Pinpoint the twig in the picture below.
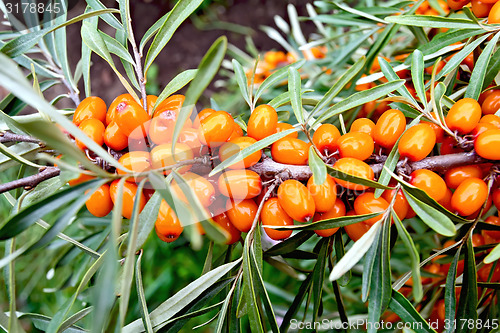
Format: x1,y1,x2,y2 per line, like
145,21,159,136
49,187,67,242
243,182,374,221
126,14,148,112
0,132,42,144
0,167,60,194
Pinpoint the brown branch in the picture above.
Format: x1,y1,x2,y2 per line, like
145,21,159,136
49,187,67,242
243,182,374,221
0,132,42,144
0,167,60,194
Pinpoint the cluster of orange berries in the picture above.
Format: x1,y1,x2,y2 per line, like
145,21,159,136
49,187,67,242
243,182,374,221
447,0,500,22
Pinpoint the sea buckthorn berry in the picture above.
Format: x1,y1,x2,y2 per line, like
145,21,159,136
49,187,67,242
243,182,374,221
276,122,298,139
439,136,464,155
480,114,500,128
313,200,345,237
114,99,151,139
68,173,94,187
226,199,258,233
148,116,174,144
345,221,371,241
247,104,278,141
373,109,406,149
471,0,494,17
193,108,216,129
312,124,341,154
218,170,262,199
461,52,474,70
332,157,374,191
445,98,481,134
117,151,151,180
155,200,183,243
447,0,470,10
481,90,500,115
261,198,293,240
277,179,316,223
451,177,488,216
354,192,389,226
439,187,454,211
410,169,447,202
493,188,500,210
213,212,241,245
471,234,485,247
198,111,235,147
426,116,445,143
178,128,204,155
398,123,436,162
474,129,500,160
107,94,136,125
306,175,337,213
109,180,146,219
153,94,185,117
85,184,113,217
73,96,106,126
76,118,105,150
227,122,244,141
489,1,500,23
336,132,374,160
171,172,215,207
271,138,310,165
350,118,375,137
444,165,483,189
219,137,261,169
483,215,500,240
478,263,500,283
382,187,409,221
150,143,194,174
104,121,128,151
471,123,497,137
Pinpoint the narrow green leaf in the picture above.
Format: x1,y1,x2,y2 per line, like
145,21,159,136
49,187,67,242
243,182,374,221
85,0,124,30
483,48,500,89
362,228,381,302
280,273,313,332
327,164,393,190
242,239,264,333
312,238,328,322
139,10,171,52
374,142,400,198
268,212,382,231
135,252,154,333
379,57,419,107
308,146,327,185
484,243,500,264
444,246,461,333
265,230,315,256
411,50,427,105
135,191,161,251
385,15,482,29
232,59,251,107
288,67,304,124
414,29,484,61
389,290,437,333
254,60,305,105
99,31,135,64
456,235,478,332
152,69,197,113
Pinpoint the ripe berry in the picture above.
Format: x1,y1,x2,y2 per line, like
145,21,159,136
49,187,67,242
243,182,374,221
398,123,436,161
354,192,389,225
336,132,374,160
451,177,488,216
410,169,447,202
148,116,174,144
471,0,494,17
312,124,341,154
488,0,500,23
277,179,316,222
332,157,374,191
438,187,454,211
219,137,261,169
171,172,215,207
271,138,310,165
107,94,136,125
445,98,481,134
155,200,183,242
247,104,278,141
193,108,216,129
344,220,371,241
213,212,241,245
150,143,194,174
76,118,105,150
227,122,244,141
474,129,500,160
471,123,497,137
73,96,107,126
68,173,95,187
226,198,258,232
373,109,406,148
382,187,409,221
104,121,128,151
479,114,500,129
178,128,205,156
114,99,151,139
109,180,146,219
350,118,375,137
313,200,345,237
261,197,293,240
117,151,151,179
481,90,500,115
276,122,298,139
218,170,262,199
444,165,483,189
493,188,500,210
483,215,500,240
439,136,464,155
85,184,113,217
153,94,185,118
198,111,235,147
306,175,337,213
447,0,470,10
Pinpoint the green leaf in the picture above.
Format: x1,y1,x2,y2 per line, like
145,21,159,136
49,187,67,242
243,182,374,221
314,80,405,125
135,191,161,251
99,31,135,65
152,69,197,113
254,60,305,105
327,164,393,190
269,212,382,231
465,31,500,100
385,15,482,29
483,48,500,89
414,29,484,61
232,59,251,107
456,235,478,332
444,246,461,333
0,141,41,169
242,239,264,333
264,230,315,256
411,50,426,105
334,231,351,286
379,57,419,107
484,243,500,264
18,313,85,333
85,0,124,30
389,290,437,333
403,189,456,236
280,273,313,332
312,238,328,322
144,0,204,74
53,4,77,92
308,146,327,185
374,143,400,198
362,227,380,302
135,252,154,333
139,10,171,52
329,221,382,281
288,67,304,124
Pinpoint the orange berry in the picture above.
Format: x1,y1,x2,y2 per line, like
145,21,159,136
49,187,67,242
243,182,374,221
483,215,500,240
439,136,464,155
451,177,488,216
382,187,409,221
193,108,216,129
277,179,315,222
153,94,185,118
261,197,293,240
336,132,374,160
354,192,389,226
213,212,241,245
104,121,128,151
218,170,262,199
107,94,136,125
76,118,105,150
85,184,113,217
171,172,215,207
226,199,258,233
373,109,406,149
306,175,337,213
247,104,278,140
445,98,481,134
276,123,298,139
332,157,374,191
471,122,497,137
471,0,494,17
150,143,194,174
479,114,500,128
219,137,261,169
481,90,500,115
68,173,95,187
493,188,500,210
398,123,436,161
114,99,151,139
345,221,371,241
447,0,470,10
148,116,175,144
488,0,500,23
155,200,183,242
444,165,483,189
117,151,151,179
410,169,447,202
198,111,235,147
271,138,310,165
438,187,454,211
73,96,107,126
178,128,205,156
475,129,500,160
471,234,485,247
312,124,341,154
109,180,146,219
350,118,375,137
227,122,244,141
313,200,345,237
